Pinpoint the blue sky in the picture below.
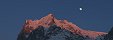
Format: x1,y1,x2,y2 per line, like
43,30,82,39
0,0,113,40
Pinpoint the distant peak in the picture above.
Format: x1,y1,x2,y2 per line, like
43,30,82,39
45,13,54,19
23,14,107,39
40,13,55,21
48,13,54,17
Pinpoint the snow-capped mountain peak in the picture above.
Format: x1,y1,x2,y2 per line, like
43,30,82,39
18,14,108,40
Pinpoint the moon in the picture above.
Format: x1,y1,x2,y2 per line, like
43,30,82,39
79,8,83,11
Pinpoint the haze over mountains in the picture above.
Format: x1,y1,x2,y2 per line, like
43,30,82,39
17,14,113,40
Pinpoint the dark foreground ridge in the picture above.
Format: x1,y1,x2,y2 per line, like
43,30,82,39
17,14,113,40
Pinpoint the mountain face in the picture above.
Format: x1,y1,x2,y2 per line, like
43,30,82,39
104,27,113,40
26,25,85,40
17,14,110,40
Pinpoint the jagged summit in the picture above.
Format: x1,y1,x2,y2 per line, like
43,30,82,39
22,14,107,39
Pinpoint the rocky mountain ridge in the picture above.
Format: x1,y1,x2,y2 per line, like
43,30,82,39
17,14,112,40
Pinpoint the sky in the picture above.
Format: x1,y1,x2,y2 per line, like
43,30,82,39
0,0,113,40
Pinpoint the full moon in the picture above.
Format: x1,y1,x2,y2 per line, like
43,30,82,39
79,8,82,11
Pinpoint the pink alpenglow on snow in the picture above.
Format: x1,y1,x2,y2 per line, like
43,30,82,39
22,14,107,39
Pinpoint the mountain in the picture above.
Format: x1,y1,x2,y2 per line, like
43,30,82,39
17,14,108,40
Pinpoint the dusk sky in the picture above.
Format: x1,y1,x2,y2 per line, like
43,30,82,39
0,0,113,40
